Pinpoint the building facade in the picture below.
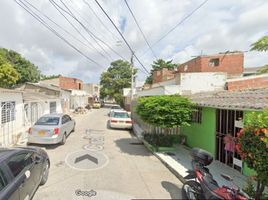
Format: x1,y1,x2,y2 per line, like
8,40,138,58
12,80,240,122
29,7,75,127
0,89,24,146
177,52,244,78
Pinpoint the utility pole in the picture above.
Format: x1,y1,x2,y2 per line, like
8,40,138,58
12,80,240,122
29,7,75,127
130,51,134,100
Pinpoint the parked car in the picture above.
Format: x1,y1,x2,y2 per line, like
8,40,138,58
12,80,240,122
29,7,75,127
28,114,75,145
108,104,123,116
0,146,50,200
92,101,101,109
109,110,132,129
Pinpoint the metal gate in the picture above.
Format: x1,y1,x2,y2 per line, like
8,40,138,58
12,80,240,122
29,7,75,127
0,102,15,146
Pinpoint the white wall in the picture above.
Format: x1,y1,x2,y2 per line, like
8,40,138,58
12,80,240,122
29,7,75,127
137,85,181,97
180,72,226,94
0,91,24,146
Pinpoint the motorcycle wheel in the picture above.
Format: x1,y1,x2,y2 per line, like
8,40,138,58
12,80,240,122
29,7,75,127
182,180,203,200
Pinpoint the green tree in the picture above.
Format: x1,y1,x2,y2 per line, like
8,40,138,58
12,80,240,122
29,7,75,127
135,95,195,129
40,74,60,80
100,60,134,105
236,110,268,200
0,48,41,84
0,62,20,88
145,59,177,84
250,35,268,51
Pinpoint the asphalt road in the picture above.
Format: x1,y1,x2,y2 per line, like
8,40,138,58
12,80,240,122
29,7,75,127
33,107,183,200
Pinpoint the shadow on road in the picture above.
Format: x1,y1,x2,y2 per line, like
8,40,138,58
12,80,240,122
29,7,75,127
114,138,151,156
161,181,182,199
28,143,60,150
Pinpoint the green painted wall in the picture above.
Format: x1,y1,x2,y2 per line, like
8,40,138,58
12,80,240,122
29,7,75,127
182,107,216,156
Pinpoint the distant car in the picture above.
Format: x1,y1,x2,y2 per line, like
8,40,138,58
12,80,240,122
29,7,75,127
108,104,123,116
28,114,75,145
109,110,132,129
92,102,101,109
0,146,49,200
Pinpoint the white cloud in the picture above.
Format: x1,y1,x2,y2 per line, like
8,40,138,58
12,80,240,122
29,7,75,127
0,0,267,83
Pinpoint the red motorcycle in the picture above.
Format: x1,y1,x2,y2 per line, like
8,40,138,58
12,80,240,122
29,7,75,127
182,148,251,200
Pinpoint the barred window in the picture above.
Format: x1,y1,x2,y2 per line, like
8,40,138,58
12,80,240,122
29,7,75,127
1,101,16,124
192,107,202,124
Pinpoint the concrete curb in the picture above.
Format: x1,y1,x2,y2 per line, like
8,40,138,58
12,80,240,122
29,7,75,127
153,152,186,184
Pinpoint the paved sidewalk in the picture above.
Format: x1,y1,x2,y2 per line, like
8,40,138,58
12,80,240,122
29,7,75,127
133,123,248,190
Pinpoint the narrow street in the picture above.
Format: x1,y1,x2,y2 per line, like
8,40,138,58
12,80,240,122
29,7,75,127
33,107,183,200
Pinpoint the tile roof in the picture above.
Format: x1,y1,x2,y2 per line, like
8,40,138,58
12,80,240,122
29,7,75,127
186,88,268,110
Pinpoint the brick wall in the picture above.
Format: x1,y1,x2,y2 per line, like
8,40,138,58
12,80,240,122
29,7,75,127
227,75,268,91
152,68,175,83
59,76,83,90
177,52,244,77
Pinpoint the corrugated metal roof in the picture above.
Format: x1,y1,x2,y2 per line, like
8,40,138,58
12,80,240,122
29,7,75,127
186,88,268,110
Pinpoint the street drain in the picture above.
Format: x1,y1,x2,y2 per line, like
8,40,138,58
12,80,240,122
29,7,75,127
129,142,144,145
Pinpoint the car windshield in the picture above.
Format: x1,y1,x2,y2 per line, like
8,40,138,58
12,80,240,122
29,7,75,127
35,117,60,125
112,112,129,118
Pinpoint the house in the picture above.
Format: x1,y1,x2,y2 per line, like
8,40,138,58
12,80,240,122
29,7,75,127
137,71,227,97
0,88,24,146
181,88,268,176
40,76,90,109
177,51,244,78
16,83,63,126
70,90,90,110
40,75,83,90
83,83,100,106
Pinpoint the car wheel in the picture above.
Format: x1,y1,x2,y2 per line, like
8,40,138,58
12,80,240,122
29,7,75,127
40,159,49,185
61,133,66,145
72,124,75,132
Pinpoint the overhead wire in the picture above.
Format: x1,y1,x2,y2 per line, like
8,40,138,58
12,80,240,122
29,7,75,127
123,0,157,59
82,0,122,42
94,0,176,94
22,0,100,55
53,0,127,61
14,0,102,67
49,0,112,62
139,0,209,57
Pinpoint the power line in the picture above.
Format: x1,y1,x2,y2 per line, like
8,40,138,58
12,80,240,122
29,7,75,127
49,0,112,61
14,0,102,67
82,0,121,42
22,0,99,54
66,0,114,43
53,0,127,61
140,0,209,57
124,0,157,59
94,0,150,75
94,0,176,95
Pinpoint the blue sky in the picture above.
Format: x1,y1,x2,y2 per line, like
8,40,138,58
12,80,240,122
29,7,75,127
0,0,267,85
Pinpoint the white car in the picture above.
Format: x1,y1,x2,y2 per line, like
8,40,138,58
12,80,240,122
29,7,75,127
109,110,132,129
108,104,123,116
28,114,75,145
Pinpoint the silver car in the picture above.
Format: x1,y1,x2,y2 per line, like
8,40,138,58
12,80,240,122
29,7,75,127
28,114,75,145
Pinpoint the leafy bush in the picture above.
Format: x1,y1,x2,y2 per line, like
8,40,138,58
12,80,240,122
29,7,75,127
236,110,268,200
143,133,180,147
136,95,195,128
